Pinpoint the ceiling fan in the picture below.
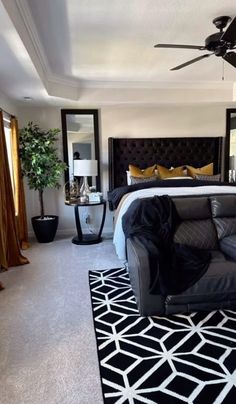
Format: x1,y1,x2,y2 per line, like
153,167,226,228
154,16,236,70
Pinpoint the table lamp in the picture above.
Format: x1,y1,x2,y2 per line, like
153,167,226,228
73,159,98,197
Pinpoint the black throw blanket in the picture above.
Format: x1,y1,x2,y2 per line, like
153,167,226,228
122,195,211,295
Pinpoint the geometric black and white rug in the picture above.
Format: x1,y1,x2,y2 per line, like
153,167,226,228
89,267,236,404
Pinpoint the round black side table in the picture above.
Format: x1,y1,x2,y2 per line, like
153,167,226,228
65,199,106,245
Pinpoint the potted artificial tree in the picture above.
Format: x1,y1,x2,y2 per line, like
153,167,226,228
20,122,67,243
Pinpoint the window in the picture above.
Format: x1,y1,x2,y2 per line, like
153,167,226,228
3,112,14,191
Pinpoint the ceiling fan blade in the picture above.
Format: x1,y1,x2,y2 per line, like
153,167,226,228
170,54,212,71
221,17,236,42
223,51,236,68
154,43,205,50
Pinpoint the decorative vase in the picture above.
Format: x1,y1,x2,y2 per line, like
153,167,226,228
64,175,79,202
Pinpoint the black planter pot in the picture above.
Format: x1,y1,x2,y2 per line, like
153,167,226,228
31,215,59,243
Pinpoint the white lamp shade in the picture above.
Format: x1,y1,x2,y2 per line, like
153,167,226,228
73,159,98,176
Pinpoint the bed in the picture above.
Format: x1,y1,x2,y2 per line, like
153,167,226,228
108,136,236,260
108,136,222,190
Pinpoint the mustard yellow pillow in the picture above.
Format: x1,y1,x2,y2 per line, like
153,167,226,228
187,163,213,178
129,164,156,178
157,165,185,179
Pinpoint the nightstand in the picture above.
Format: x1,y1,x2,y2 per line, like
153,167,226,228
65,199,106,245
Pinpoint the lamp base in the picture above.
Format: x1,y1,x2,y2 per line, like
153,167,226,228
80,176,90,196
72,234,102,245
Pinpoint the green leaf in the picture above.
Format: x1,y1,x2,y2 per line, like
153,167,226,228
19,122,67,216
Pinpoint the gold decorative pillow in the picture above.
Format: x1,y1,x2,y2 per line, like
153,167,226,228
157,165,185,179
187,163,213,178
128,164,156,178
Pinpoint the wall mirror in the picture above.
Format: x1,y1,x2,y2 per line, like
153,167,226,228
225,108,236,182
61,109,101,191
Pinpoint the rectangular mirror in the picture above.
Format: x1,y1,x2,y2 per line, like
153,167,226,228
61,109,101,192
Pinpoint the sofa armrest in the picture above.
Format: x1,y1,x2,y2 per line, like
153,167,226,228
220,235,236,261
127,237,165,316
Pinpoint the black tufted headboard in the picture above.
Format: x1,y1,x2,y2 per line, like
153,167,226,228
108,137,223,190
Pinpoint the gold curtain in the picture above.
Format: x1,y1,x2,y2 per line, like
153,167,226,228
11,117,29,250
0,111,29,271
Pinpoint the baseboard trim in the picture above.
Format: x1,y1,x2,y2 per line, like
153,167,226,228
28,228,113,240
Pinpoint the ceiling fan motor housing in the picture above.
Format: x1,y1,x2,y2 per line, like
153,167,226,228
212,16,231,30
206,16,235,57
205,32,227,56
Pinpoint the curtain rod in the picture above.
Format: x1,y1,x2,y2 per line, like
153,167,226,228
0,108,15,119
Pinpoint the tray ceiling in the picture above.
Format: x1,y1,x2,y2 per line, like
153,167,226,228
1,0,236,105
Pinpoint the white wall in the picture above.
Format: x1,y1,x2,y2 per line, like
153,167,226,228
100,105,227,195
0,91,19,116
17,103,230,236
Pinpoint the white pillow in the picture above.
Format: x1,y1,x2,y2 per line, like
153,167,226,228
164,176,193,180
126,170,131,185
126,169,159,185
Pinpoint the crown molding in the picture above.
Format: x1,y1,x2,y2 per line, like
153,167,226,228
78,79,234,90
2,0,236,101
1,0,48,84
1,0,80,99
15,0,50,75
47,77,79,100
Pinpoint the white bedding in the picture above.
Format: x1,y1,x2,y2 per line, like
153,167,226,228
113,185,236,261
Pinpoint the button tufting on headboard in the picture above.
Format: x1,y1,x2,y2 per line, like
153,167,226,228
108,137,223,190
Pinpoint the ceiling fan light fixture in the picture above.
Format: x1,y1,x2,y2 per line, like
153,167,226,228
23,96,33,101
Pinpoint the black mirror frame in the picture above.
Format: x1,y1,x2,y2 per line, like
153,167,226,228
61,109,101,191
224,108,236,182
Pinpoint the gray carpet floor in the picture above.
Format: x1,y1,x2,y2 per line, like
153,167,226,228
0,236,122,404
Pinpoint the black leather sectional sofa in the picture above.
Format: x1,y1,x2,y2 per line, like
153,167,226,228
127,194,236,316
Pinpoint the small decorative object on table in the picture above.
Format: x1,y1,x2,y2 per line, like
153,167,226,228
79,196,87,203
64,175,80,203
88,192,103,202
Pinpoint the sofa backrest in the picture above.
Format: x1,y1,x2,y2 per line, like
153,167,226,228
173,196,211,220
172,196,218,250
210,195,236,240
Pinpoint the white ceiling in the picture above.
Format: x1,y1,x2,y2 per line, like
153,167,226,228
1,0,236,106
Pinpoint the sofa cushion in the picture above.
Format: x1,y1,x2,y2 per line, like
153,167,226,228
210,195,236,217
166,260,236,306
210,249,227,262
220,235,236,261
174,219,218,250
210,195,236,240
173,196,211,220
213,217,236,240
